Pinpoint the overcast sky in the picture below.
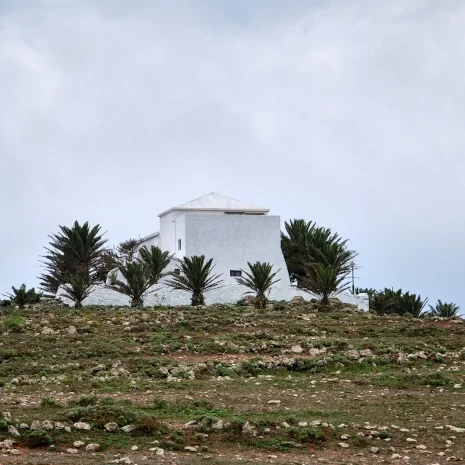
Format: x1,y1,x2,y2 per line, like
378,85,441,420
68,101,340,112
1,0,464,309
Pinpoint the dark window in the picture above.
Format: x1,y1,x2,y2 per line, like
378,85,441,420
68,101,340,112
174,269,181,275
230,270,242,277
178,239,182,250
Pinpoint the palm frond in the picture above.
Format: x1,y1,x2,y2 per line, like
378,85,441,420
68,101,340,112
166,255,223,306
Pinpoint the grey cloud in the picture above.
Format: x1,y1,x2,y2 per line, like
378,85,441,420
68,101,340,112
1,0,464,309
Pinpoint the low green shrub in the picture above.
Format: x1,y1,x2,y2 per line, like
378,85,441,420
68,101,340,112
4,316,25,333
24,431,53,448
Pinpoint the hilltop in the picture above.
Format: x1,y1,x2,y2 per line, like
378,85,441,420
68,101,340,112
0,301,464,464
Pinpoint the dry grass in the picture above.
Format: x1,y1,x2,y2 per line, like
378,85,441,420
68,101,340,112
0,301,464,464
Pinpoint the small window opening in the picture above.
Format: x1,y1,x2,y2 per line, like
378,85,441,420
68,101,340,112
178,239,182,250
230,270,242,277
174,269,181,275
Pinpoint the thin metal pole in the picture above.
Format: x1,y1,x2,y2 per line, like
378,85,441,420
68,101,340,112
351,261,355,294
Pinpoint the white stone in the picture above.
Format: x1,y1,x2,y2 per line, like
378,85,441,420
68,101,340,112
105,422,118,432
9,449,20,455
242,421,256,435
212,420,224,430
74,422,91,431
339,442,350,448
30,420,42,431
291,345,304,354
184,446,198,452
67,326,77,335
73,441,85,448
445,425,465,433
121,424,136,433
267,400,281,405
86,443,100,452
7,425,20,437
41,327,56,335
67,448,79,454
345,350,361,360
42,420,54,430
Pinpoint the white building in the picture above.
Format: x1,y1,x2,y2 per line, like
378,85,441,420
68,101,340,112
58,193,368,309
135,192,290,286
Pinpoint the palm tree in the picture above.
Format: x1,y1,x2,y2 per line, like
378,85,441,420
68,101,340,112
235,262,280,309
60,277,93,309
108,261,153,308
108,246,171,308
428,300,460,318
39,221,107,294
393,291,428,317
138,246,172,282
369,288,428,317
166,255,223,306
300,263,351,309
5,284,42,309
281,219,357,287
370,289,398,315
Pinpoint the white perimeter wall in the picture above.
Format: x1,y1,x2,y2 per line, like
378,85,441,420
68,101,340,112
57,283,368,310
57,211,369,310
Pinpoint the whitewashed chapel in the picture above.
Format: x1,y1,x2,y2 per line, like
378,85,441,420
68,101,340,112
58,193,368,309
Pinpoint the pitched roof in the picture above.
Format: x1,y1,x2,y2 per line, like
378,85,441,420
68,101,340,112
158,192,269,216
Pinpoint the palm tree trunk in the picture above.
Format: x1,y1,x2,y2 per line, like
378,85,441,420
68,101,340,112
191,292,205,306
256,294,266,310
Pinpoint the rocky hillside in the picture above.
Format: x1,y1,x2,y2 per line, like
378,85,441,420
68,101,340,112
0,300,464,464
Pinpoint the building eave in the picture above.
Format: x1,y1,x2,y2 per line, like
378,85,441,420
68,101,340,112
158,207,270,217
139,231,160,242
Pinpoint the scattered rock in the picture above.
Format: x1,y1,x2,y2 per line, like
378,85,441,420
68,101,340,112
291,345,304,354
242,421,256,435
446,425,465,433
73,441,85,448
67,448,79,454
7,425,20,437
121,424,136,433
105,422,118,432
360,349,373,357
86,443,100,452
74,422,91,431
42,420,54,430
371,447,380,454
339,442,350,448
267,400,281,405
41,327,56,335
67,326,77,335
345,350,361,360
212,419,224,430
30,420,42,431
184,446,198,452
